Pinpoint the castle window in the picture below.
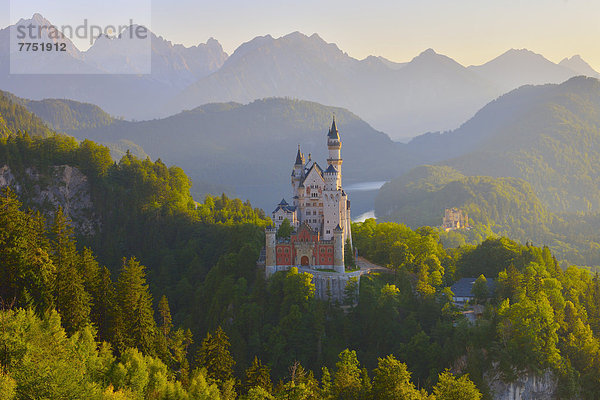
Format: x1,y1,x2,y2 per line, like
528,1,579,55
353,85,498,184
328,248,332,253
326,230,330,234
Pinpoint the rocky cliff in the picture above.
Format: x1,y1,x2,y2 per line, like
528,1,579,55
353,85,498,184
0,164,100,235
486,369,557,400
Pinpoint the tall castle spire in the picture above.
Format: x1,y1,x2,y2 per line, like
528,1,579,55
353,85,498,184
327,116,342,182
295,144,304,165
328,116,340,140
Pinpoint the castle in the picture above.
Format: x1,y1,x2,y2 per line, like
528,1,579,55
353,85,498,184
442,208,469,231
265,118,352,276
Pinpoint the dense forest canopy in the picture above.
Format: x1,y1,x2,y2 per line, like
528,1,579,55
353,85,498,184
4,88,600,398
375,165,600,267
0,90,53,138
0,133,492,399
21,98,116,131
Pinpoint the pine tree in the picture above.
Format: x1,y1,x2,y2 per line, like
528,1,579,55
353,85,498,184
360,367,372,400
158,295,173,338
156,295,174,367
0,188,55,314
114,257,157,355
320,366,333,399
196,326,236,385
79,247,111,331
333,349,362,400
50,208,90,334
170,328,193,385
372,355,422,400
344,238,355,269
94,266,114,342
245,356,273,393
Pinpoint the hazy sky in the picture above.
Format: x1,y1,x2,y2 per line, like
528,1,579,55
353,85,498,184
3,0,600,68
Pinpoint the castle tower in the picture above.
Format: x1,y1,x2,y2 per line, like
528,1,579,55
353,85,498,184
265,226,277,276
322,165,339,241
333,224,345,274
327,117,342,188
291,145,305,208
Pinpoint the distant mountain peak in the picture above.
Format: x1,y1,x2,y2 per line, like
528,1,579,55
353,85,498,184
281,31,329,46
421,48,438,56
11,13,82,58
283,31,307,39
559,55,600,78
25,13,53,27
491,48,548,63
407,48,465,69
468,47,577,92
562,54,584,62
506,48,535,54
15,13,57,31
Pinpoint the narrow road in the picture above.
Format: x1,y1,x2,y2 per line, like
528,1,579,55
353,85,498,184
355,256,392,274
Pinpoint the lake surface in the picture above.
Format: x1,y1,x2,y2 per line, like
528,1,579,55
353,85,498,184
354,210,376,222
345,181,387,219
345,181,387,192
230,180,387,219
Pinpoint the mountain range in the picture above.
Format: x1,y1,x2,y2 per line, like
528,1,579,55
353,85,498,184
0,14,227,120
1,14,599,140
7,75,600,218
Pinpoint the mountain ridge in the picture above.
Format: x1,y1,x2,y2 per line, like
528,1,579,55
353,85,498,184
2,14,600,140
399,76,600,215
66,96,418,213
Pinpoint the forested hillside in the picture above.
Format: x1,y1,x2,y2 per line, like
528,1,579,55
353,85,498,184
375,165,552,234
21,98,116,131
0,90,53,138
0,133,482,399
374,165,600,266
407,77,600,214
4,115,600,397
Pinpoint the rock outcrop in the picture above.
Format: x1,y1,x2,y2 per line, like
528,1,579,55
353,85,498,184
486,369,557,400
0,164,100,235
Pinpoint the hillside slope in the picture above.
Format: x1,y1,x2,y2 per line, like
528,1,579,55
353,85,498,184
22,98,115,131
375,165,554,241
407,77,600,213
0,90,53,138
373,165,600,265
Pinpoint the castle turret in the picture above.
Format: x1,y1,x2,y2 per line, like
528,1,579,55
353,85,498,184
265,226,277,276
292,145,305,206
333,224,345,274
327,118,342,184
323,164,337,191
